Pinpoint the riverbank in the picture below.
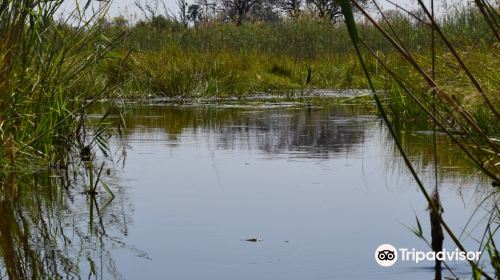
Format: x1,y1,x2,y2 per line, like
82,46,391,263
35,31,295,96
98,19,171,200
98,15,498,133
1,3,498,174
105,21,498,97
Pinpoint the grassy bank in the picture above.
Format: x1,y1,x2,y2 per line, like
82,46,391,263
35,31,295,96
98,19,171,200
99,9,498,133
104,11,497,95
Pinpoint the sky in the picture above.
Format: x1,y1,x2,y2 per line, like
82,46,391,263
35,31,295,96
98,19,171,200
58,0,467,21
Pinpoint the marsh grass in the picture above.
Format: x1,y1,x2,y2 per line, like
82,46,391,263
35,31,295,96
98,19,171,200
0,5,124,276
104,9,498,132
0,1,124,175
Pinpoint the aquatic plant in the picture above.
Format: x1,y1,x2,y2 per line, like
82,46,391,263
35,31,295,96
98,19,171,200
0,0,123,174
0,3,124,276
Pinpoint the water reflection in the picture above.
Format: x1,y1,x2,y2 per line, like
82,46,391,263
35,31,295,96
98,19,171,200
108,103,376,170
0,168,139,279
115,102,480,178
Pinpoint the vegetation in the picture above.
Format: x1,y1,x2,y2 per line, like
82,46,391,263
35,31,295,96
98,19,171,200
97,3,498,136
0,0,497,278
0,2,124,278
0,0,496,173
0,1,122,174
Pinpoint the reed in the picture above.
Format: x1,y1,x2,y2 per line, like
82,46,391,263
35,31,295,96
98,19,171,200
0,1,122,175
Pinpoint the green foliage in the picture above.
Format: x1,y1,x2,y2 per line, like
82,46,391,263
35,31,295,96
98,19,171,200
0,1,120,173
108,9,497,106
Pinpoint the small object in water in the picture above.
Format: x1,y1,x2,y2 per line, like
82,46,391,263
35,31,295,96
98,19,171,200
81,145,91,161
492,181,499,188
106,168,111,175
245,237,262,242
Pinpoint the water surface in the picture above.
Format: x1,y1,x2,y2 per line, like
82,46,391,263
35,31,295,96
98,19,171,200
0,100,494,279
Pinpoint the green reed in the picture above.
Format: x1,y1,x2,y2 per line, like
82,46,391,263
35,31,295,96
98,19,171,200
0,1,122,174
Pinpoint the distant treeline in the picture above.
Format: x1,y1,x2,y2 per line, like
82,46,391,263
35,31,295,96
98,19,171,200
98,1,494,56
126,0,369,27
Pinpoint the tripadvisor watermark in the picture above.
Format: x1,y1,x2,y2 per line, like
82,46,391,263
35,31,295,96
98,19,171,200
375,244,481,267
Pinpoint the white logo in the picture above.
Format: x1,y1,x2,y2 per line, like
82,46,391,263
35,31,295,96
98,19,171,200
375,244,481,267
375,244,398,267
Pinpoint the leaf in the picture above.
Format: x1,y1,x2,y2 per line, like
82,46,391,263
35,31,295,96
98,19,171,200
338,0,359,44
339,0,375,92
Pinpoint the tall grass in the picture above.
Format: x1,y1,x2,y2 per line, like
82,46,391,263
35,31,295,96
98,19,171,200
0,1,122,174
103,8,498,121
0,3,124,277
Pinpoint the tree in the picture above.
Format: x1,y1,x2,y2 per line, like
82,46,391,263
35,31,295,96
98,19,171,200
250,0,281,22
220,0,262,25
175,0,189,27
277,0,301,18
134,0,186,29
187,4,203,26
150,15,174,29
196,0,217,24
307,0,369,22
134,0,160,21
111,16,129,30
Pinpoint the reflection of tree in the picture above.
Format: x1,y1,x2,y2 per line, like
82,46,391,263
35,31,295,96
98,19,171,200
215,108,370,158
100,102,485,178
113,103,372,159
0,171,137,279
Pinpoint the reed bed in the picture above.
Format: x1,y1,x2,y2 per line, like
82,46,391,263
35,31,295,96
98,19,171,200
0,1,122,174
103,9,498,134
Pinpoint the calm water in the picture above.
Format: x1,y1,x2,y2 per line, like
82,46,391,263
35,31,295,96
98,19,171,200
0,100,495,279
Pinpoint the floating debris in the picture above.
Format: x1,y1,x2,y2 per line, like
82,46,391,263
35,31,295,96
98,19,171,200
244,238,263,242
